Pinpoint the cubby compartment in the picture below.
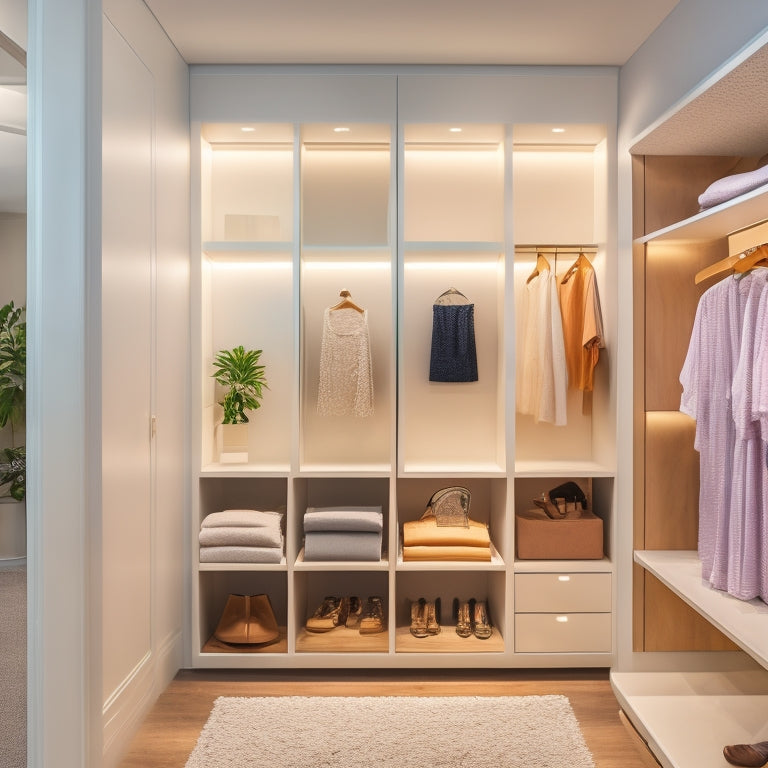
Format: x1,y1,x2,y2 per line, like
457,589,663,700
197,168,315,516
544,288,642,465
511,125,614,475
293,571,390,654
394,570,506,653
199,570,288,654
291,476,390,566
395,477,508,566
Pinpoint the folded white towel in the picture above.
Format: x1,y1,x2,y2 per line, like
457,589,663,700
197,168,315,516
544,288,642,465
199,546,284,564
199,526,283,548
304,506,383,533
201,509,283,529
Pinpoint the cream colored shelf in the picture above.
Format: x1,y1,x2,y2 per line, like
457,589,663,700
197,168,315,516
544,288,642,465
637,184,768,245
294,548,389,571
295,625,389,654
514,558,613,573
611,670,768,768
198,560,287,572
400,462,506,478
514,460,615,477
396,542,506,571
200,463,291,477
297,463,392,477
635,550,768,669
395,624,504,653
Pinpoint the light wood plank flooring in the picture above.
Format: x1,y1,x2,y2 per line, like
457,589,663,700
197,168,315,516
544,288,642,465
118,669,655,768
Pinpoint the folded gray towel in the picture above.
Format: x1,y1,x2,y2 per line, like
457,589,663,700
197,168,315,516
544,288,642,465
199,545,284,564
304,506,383,533
199,526,283,548
201,509,283,529
699,163,768,209
303,531,383,562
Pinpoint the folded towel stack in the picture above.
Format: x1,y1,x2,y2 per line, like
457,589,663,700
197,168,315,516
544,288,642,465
303,506,384,562
402,517,492,561
199,509,284,564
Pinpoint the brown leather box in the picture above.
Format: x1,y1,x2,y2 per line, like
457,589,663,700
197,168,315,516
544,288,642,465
515,508,604,560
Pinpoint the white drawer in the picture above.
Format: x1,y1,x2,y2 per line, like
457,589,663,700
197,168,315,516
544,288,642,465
515,572,611,613
515,612,612,653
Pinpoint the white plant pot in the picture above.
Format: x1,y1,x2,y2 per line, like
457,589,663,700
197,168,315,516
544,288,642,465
0,497,26,560
217,423,249,464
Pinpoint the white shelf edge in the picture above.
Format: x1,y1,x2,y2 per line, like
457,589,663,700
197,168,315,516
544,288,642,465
199,463,291,478
297,464,392,478
399,464,506,478
514,460,615,478
294,547,390,571
634,549,768,669
514,557,613,573
403,240,504,252
203,240,293,254
198,560,287,572
611,670,768,768
636,184,768,245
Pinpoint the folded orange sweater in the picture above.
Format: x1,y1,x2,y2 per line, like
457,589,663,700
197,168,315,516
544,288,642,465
402,545,492,562
402,517,490,548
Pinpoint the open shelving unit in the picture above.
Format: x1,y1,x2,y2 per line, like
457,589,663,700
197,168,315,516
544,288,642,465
188,69,619,669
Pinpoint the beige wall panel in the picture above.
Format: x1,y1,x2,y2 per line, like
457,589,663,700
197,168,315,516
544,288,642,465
644,412,699,550
644,241,723,410
643,574,739,652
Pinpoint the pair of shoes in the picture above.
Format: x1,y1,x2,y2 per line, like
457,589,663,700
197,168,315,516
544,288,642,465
359,595,386,635
410,597,441,638
533,481,588,519
214,593,280,645
724,741,768,767
453,597,493,639
306,595,349,633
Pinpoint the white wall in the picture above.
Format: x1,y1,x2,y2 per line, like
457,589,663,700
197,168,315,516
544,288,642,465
614,2,768,671
100,1,189,766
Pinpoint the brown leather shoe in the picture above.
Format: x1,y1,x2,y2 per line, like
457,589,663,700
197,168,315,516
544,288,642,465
723,742,768,767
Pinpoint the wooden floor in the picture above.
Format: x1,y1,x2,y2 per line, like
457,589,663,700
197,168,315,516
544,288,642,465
118,668,656,768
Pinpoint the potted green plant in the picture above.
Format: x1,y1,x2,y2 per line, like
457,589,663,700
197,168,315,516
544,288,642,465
211,345,267,462
0,301,26,559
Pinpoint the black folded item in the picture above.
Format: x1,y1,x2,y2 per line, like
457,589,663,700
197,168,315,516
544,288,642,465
548,481,587,510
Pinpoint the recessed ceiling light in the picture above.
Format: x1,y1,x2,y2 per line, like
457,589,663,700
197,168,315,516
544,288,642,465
334,126,350,133
552,127,566,133
240,126,256,133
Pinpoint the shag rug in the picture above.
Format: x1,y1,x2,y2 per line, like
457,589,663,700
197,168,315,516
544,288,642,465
185,694,595,768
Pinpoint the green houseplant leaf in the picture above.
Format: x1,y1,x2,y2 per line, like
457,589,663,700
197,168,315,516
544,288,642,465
211,345,268,424
0,301,25,501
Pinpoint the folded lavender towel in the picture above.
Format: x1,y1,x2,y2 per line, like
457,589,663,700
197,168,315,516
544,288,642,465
199,525,283,548
304,506,383,533
199,545,284,564
699,163,768,210
201,509,283,529
303,531,383,561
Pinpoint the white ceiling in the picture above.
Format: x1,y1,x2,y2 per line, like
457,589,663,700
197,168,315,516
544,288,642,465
144,0,679,67
1,0,683,214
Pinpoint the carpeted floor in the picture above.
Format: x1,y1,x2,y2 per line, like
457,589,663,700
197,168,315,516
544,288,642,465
0,566,26,768
185,694,594,768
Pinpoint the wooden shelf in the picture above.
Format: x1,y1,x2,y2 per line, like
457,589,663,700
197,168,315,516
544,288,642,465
635,550,768,669
395,624,505,653
294,548,389,571
611,670,768,768
201,628,289,654
295,625,389,653
637,184,768,245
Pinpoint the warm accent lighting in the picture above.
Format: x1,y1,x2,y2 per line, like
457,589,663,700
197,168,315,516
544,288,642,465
240,126,256,133
552,127,566,133
558,575,571,582
449,127,462,133
334,126,351,133
556,616,569,623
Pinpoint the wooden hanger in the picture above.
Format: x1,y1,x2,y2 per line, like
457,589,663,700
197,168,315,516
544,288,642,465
695,243,768,283
330,289,364,313
560,252,590,284
434,287,470,305
526,252,551,284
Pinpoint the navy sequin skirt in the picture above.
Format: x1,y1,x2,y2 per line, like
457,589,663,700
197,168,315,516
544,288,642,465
429,304,478,382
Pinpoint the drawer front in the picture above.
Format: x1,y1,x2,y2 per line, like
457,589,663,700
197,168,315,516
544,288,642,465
515,612,612,653
515,572,611,613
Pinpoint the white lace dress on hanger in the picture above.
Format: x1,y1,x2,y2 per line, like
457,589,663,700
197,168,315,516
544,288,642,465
317,307,374,417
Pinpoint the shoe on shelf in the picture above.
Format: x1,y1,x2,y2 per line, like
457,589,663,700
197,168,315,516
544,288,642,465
306,595,348,633
426,598,441,635
360,595,386,635
470,598,493,640
410,597,428,638
724,742,768,767
345,595,363,630
454,597,472,638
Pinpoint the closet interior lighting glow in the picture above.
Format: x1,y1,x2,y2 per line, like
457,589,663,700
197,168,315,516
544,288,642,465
240,126,255,132
556,616,569,623
558,575,571,582
302,260,389,271
212,260,292,271
334,126,350,133
449,127,462,133
405,260,501,271
552,127,566,133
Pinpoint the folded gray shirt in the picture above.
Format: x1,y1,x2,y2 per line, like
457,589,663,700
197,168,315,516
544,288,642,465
699,163,768,210
303,506,383,533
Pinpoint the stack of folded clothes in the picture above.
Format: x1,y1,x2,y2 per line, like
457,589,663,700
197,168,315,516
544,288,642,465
199,509,284,564
303,506,383,562
402,516,492,561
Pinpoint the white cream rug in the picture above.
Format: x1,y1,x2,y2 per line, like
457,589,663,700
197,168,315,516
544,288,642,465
185,694,595,768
